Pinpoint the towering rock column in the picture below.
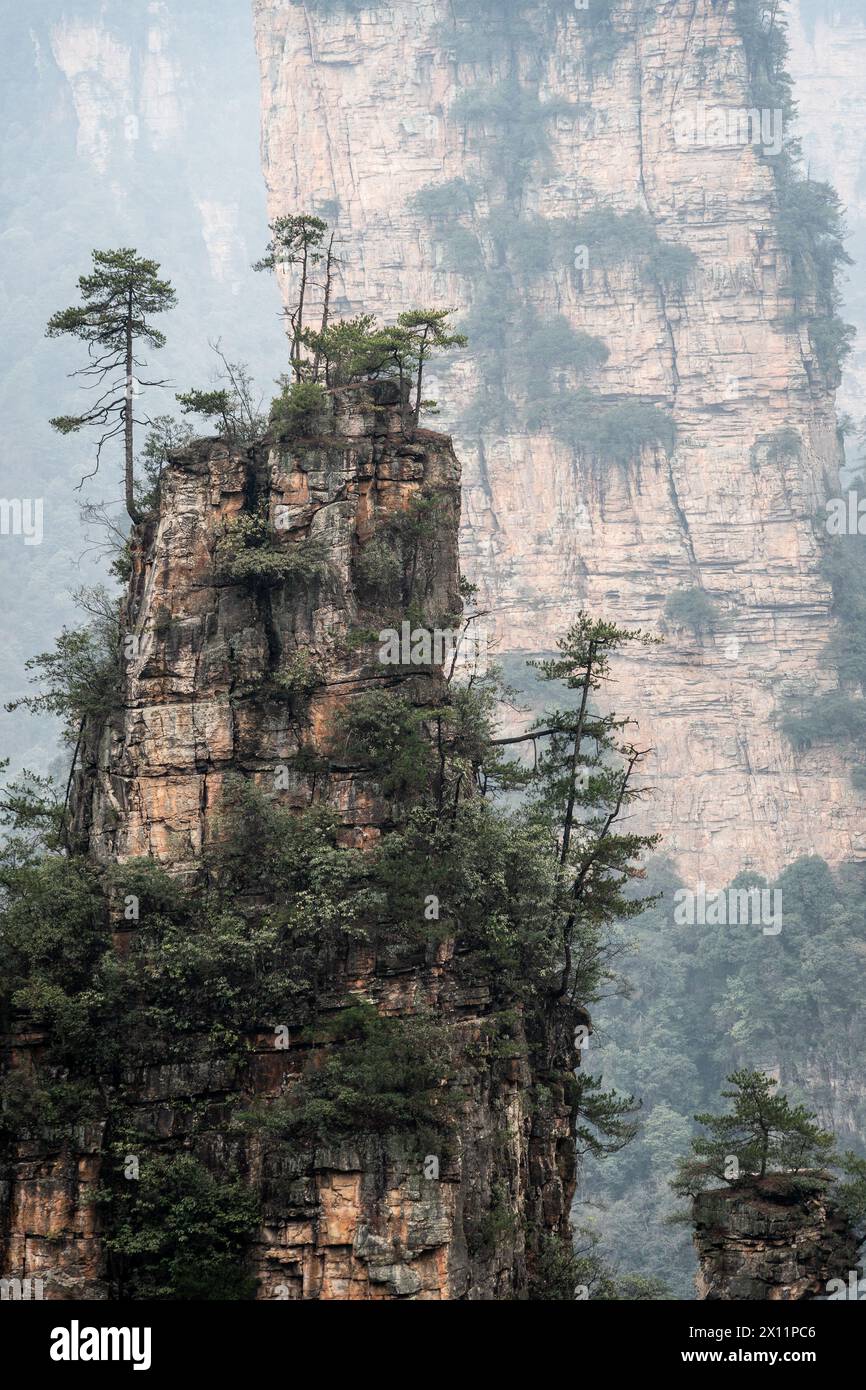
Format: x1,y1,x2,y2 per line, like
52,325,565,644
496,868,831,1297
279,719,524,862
252,0,863,883
2,386,578,1301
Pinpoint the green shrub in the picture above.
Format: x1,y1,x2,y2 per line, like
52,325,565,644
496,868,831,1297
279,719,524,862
0,848,112,1065
521,318,609,392
650,242,697,289
569,208,696,286
808,314,856,383
99,1153,259,1300
751,428,801,470
459,273,519,350
337,690,435,801
452,81,582,191
438,224,485,273
5,589,121,741
664,588,719,638
484,209,557,277
411,178,479,220
820,535,866,692
575,0,629,70
244,1004,458,1150
353,535,404,603
270,380,329,437
468,1179,518,1257
776,176,851,297
529,1232,584,1300
530,392,677,465
781,690,866,749
270,650,324,715
215,511,329,587
584,399,678,462
354,494,447,610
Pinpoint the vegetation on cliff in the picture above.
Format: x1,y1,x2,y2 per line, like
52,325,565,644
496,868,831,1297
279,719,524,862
782,487,866,757
410,9,683,468
0,608,657,1295
734,0,854,383
671,1070,866,1297
672,1070,859,1197
2,350,664,1299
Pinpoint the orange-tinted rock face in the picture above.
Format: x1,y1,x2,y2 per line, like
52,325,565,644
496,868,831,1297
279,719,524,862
1,387,578,1301
71,384,462,873
251,0,863,885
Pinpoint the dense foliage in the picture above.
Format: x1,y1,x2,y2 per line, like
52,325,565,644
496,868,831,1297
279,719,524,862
1,590,661,1297
99,1154,260,1301
664,588,719,639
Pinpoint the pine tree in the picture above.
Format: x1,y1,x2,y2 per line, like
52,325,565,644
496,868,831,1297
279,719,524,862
672,1069,838,1197
47,249,177,523
253,214,329,380
502,615,662,1006
396,308,468,426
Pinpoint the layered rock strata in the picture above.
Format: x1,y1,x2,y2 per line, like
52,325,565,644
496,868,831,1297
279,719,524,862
693,1179,859,1300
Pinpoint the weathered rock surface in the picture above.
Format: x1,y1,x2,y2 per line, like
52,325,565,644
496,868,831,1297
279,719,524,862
72,383,462,873
693,1179,859,1300
1,387,578,1300
252,0,864,883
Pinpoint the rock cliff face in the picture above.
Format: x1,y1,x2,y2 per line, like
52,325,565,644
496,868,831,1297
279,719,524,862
71,383,462,876
1,387,578,1301
693,1179,859,1299
252,0,863,884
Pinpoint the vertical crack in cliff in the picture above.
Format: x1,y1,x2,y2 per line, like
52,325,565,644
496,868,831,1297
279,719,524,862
666,456,697,568
633,32,681,404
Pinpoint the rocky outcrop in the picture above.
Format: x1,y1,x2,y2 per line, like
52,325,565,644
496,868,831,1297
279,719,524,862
1,386,578,1300
70,382,462,873
252,0,864,884
693,1179,859,1300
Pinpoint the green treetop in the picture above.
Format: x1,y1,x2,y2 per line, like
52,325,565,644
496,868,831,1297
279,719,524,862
515,615,662,1007
672,1069,838,1196
253,213,332,381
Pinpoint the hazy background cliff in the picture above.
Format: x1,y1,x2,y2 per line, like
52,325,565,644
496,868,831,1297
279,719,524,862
0,0,284,772
789,0,866,427
250,0,866,884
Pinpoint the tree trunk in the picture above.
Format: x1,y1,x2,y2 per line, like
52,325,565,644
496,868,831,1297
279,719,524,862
125,289,142,525
413,327,429,429
294,246,309,381
559,646,595,866
313,234,335,383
